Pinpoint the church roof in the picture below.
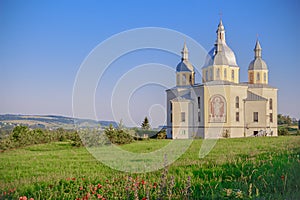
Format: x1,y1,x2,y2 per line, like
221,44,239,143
176,60,194,72
248,40,268,70
244,91,267,101
248,58,268,70
203,20,238,68
176,43,194,72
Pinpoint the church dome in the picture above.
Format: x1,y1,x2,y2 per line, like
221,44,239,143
203,20,238,68
176,60,194,72
248,40,268,70
248,58,267,70
176,43,194,72
204,44,238,67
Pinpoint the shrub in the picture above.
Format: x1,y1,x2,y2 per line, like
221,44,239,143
278,126,289,136
104,124,133,145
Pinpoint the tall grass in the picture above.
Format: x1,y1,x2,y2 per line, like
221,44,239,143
0,136,299,199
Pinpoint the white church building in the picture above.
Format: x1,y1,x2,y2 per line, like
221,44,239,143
166,20,278,139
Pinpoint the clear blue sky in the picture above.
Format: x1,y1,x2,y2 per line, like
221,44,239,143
1,0,299,127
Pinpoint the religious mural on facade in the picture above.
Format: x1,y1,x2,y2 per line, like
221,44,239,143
209,94,226,123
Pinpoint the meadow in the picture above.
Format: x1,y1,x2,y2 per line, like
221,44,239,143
0,136,299,199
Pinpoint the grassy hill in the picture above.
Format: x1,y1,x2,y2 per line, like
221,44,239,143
0,136,299,199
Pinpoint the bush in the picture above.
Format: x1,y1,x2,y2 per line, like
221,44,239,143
104,124,133,145
278,126,289,136
0,126,84,150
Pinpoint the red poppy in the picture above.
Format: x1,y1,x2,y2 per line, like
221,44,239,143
281,175,285,181
97,194,102,199
97,184,102,189
72,177,76,181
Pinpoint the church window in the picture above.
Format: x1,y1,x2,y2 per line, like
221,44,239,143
182,74,186,85
205,70,208,81
198,97,201,109
224,69,227,78
231,70,234,80
170,102,172,111
216,68,220,79
269,98,273,110
181,112,185,122
264,73,267,82
249,72,253,83
198,112,201,122
253,112,258,122
210,68,213,80
257,72,260,81
236,112,240,122
270,113,273,123
170,113,172,123
189,75,192,85
177,74,180,85
235,96,239,108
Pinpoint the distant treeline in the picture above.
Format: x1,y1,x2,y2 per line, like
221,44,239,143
0,125,166,151
0,126,83,151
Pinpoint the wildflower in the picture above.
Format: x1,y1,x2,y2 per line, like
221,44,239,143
79,186,83,191
142,197,147,200
153,182,157,189
281,175,285,181
30,198,34,200
72,177,76,181
19,196,27,200
141,180,146,185
97,184,102,189
97,194,102,199
66,177,71,181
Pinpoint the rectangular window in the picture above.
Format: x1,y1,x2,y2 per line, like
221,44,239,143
198,97,200,109
235,96,239,108
253,112,258,122
170,113,172,123
198,112,201,122
269,99,273,110
270,113,273,123
181,112,185,122
236,112,240,122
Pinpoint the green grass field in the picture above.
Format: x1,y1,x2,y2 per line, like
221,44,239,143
1,136,300,199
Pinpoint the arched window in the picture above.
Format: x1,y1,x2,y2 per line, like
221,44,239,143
249,72,253,83
224,69,227,79
269,98,273,110
189,75,192,85
264,73,267,82
235,96,239,108
205,70,208,81
182,74,186,85
210,68,213,80
257,72,260,81
216,68,220,79
231,70,235,80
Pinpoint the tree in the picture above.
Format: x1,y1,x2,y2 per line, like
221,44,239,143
141,117,150,130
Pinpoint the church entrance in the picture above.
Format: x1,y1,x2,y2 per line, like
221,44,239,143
254,131,258,136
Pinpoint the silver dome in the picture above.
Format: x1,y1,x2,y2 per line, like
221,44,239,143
248,58,267,70
203,43,238,67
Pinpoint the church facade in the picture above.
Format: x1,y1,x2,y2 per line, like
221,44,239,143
166,20,278,139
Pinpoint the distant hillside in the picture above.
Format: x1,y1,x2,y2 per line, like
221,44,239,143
0,114,117,130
